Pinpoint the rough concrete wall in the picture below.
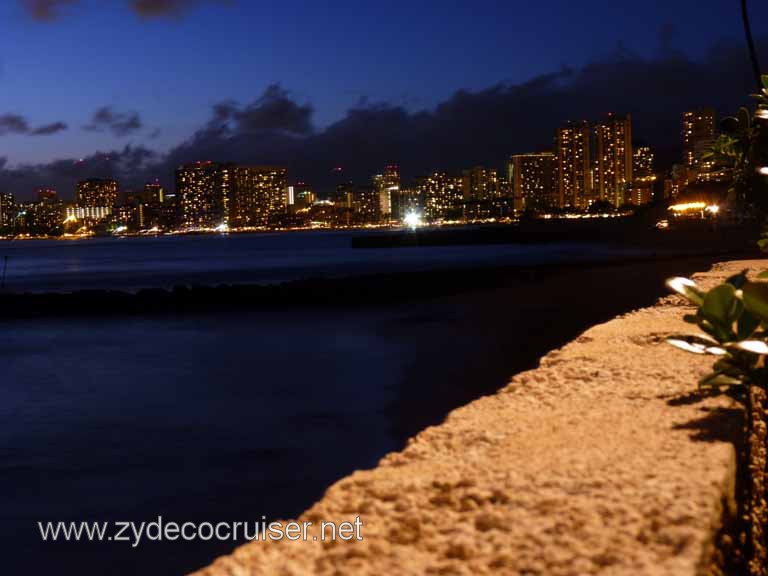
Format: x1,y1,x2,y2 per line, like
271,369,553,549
192,261,765,576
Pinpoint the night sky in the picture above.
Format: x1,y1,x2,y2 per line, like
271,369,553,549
1,0,767,197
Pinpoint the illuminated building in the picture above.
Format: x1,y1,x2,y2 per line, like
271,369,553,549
230,166,288,227
176,162,233,229
290,182,316,210
593,114,633,207
461,166,510,220
509,153,558,212
0,192,15,232
556,121,592,209
77,178,119,210
417,172,463,222
374,165,400,221
65,206,113,221
12,199,63,236
392,187,424,223
629,146,656,205
462,166,499,201
683,108,716,168
143,181,165,204
351,185,380,224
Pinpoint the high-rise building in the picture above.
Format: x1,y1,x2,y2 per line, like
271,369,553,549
77,178,119,209
0,192,16,232
461,167,512,221
417,172,463,222
351,185,380,224
683,108,716,168
230,166,288,228
556,121,592,209
462,166,499,201
593,114,633,207
374,165,400,221
509,153,558,212
143,181,165,204
176,161,233,229
630,146,655,205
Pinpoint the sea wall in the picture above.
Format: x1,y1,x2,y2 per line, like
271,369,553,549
191,260,766,576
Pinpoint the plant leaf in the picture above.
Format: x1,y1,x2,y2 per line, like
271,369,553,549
731,340,768,355
737,310,761,339
666,277,704,305
701,284,739,326
699,372,743,389
742,281,768,323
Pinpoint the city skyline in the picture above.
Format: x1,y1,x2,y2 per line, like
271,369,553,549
0,1,766,199
0,105,730,237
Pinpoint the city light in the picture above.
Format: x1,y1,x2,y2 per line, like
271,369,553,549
668,202,707,212
403,211,423,229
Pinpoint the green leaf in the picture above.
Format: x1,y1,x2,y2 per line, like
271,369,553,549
757,271,768,279
758,238,768,252
666,277,704,305
701,284,739,326
762,75,768,91
729,340,768,355
742,281,768,323
737,310,761,339
698,372,743,389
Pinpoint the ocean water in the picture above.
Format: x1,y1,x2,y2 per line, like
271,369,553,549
0,230,646,293
0,309,409,575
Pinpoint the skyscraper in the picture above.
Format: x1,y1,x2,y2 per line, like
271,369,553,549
593,114,633,207
683,108,716,168
176,161,233,229
509,153,558,212
0,192,15,233
630,146,655,205
556,121,592,209
77,178,119,209
374,165,400,221
462,166,499,201
417,172,463,222
230,166,288,227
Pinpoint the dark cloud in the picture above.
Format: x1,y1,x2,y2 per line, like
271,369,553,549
0,146,157,198
2,38,767,201
153,39,768,190
22,0,77,21
130,0,228,18
84,107,142,137
0,114,68,137
30,121,68,136
21,0,226,20
204,86,313,136
0,114,30,135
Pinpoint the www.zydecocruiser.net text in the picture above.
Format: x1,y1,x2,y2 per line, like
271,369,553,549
38,516,364,548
